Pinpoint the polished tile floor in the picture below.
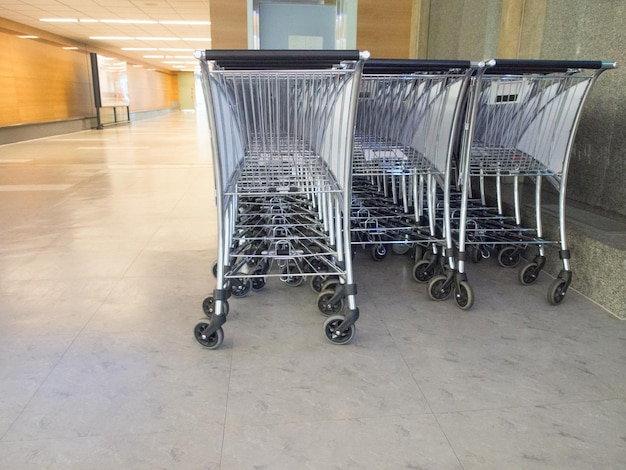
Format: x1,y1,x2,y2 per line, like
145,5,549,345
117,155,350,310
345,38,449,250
0,111,624,469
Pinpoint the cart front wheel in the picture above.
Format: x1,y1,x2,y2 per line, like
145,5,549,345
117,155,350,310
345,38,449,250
428,275,452,301
323,315,356,345
548,278,567,305
454,281,474,310
193,323,224,349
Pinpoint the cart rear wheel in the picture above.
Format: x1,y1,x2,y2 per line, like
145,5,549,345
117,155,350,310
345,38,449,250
428,275,452,301
392,243,411,255
370,244,387,261
498,246,522,268
548,278,567,305
202,296,229,317
231,279,252,297
323,315,356,345
413,259,435,283
316,290,344,316
194,323,224,349
519,262,540,285
454,281,474,310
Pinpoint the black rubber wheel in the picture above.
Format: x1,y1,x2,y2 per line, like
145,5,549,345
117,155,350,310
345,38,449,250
202,296,229,317
311,275,329,293
469,245,483,264
251,276,266,291
454,281,474,310
370,244,387,261
231,278,252,297
323,315,356,345
392,243,411,255
519,262,540,286
413,259,435,284
193,323,224,349
548,278,567,305
316,290,344,316
428,275,452,301
211,260,218,278
498,246,522,268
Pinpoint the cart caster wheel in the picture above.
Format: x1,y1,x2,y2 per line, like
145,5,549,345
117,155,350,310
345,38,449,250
211,260,218,278
193,323,224,349
310,275,326,293
231,279,252,297
454,281,474,310
469,245,483,263
316,289,344,315
428,275,452,301
519,262,540,285
202,296,229,317
392,243,411,255
497,246,522,268
370,244,387,261
413,259,435,283
323,315,356,345
548,278,567,305
251,275,266,291
280,262,304,287
410,245,424,261
320,278,340,292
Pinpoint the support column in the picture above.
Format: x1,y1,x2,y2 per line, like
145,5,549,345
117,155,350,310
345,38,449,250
497,0,547,58
209,0,248,49
409,0,430,58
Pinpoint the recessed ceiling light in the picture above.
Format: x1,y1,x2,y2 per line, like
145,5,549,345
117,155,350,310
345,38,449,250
159,20,211,25
136,37,180,41
80,19,98,23
63,46,78,50
90,36,134,40
101,19,158,24
159,48,195,52
40,18,78,23
17,35,38,39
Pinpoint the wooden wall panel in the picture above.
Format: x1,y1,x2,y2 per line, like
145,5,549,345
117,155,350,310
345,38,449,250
357,0,413,58
209,0,248,49
0,31,93,126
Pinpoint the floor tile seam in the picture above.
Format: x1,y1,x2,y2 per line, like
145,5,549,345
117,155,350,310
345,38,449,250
0,279,122,442
382,319,467,470
431,395,626,416
219,337,237,470
0,428,197,444
222,411,437,430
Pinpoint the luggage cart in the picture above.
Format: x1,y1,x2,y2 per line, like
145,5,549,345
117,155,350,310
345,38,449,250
446,59,616,307
193,50,367,349
350,59,481,306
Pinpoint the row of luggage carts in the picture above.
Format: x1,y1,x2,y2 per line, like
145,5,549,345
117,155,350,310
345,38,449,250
193,49,615,349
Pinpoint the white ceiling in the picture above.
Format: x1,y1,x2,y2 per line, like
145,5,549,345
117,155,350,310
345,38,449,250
0,0,212,71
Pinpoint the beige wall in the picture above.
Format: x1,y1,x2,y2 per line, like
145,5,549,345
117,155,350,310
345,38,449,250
0,30,93,126
0,19,179,129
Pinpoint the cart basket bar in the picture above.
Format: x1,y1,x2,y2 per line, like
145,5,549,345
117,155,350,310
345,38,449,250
486,58,617,74
363,58,476,74
196,49,369,69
